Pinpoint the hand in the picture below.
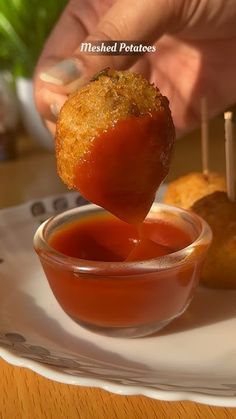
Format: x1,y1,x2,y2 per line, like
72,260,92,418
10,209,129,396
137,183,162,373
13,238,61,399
34,0,236,136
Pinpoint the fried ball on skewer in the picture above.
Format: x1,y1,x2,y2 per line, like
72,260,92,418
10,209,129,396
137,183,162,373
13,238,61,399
192,191,236,289
163,173,235,289
163,172,226,209
56,69,175,223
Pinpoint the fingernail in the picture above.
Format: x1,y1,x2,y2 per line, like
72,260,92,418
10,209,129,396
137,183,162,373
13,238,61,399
50,103,61,118
39,59,82,86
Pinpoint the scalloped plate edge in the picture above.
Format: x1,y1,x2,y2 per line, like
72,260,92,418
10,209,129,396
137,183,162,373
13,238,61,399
1,347,236,407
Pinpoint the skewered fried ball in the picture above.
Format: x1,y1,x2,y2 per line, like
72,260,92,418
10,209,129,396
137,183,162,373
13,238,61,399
164,172,226,209
192,191,236,289
164,173,235,289
56,69,175,223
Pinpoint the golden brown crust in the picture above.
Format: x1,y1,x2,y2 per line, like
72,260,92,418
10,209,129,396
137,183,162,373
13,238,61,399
163,172,226,209
56,70,173,189
164,174,235,289
192,191,236,289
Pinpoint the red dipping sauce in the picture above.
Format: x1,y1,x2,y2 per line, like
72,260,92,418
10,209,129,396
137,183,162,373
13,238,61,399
48,213,191,262
34,204,211,337
74,111,174,224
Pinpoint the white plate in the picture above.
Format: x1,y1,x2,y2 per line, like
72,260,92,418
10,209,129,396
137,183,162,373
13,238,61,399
0,191,236,407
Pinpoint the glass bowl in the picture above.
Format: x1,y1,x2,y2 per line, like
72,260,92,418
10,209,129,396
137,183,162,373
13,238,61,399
34,203,212,338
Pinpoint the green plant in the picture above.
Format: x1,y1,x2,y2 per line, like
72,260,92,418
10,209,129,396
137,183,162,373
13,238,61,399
0,0,67,78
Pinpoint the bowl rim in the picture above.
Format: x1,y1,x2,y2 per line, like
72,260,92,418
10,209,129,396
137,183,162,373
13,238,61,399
33,202,212,275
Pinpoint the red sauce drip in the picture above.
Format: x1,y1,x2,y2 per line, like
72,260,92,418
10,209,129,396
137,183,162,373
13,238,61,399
74,111,173,223
49,213,191,262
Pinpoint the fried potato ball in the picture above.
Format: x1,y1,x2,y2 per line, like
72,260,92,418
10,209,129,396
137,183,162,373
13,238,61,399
192,191,236,289
163,172,226,209
163,173,235,289
56,69,175,223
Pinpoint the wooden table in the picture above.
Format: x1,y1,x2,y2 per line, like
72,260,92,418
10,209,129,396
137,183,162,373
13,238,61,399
0,121,236,419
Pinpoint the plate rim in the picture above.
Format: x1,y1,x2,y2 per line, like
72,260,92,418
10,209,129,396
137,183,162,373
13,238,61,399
1,346,236,407
1,190,236,407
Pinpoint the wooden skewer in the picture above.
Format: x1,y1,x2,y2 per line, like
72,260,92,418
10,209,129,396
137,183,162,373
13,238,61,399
224,111,235,202
201,97,209,179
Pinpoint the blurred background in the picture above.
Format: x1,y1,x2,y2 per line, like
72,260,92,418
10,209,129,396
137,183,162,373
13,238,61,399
0,0,67,160
0,0,234,208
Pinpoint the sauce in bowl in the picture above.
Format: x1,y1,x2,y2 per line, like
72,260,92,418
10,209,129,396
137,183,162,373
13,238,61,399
34,204,211,337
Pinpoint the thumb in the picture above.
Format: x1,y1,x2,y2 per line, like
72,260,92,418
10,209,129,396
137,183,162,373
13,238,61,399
39,0,173,92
